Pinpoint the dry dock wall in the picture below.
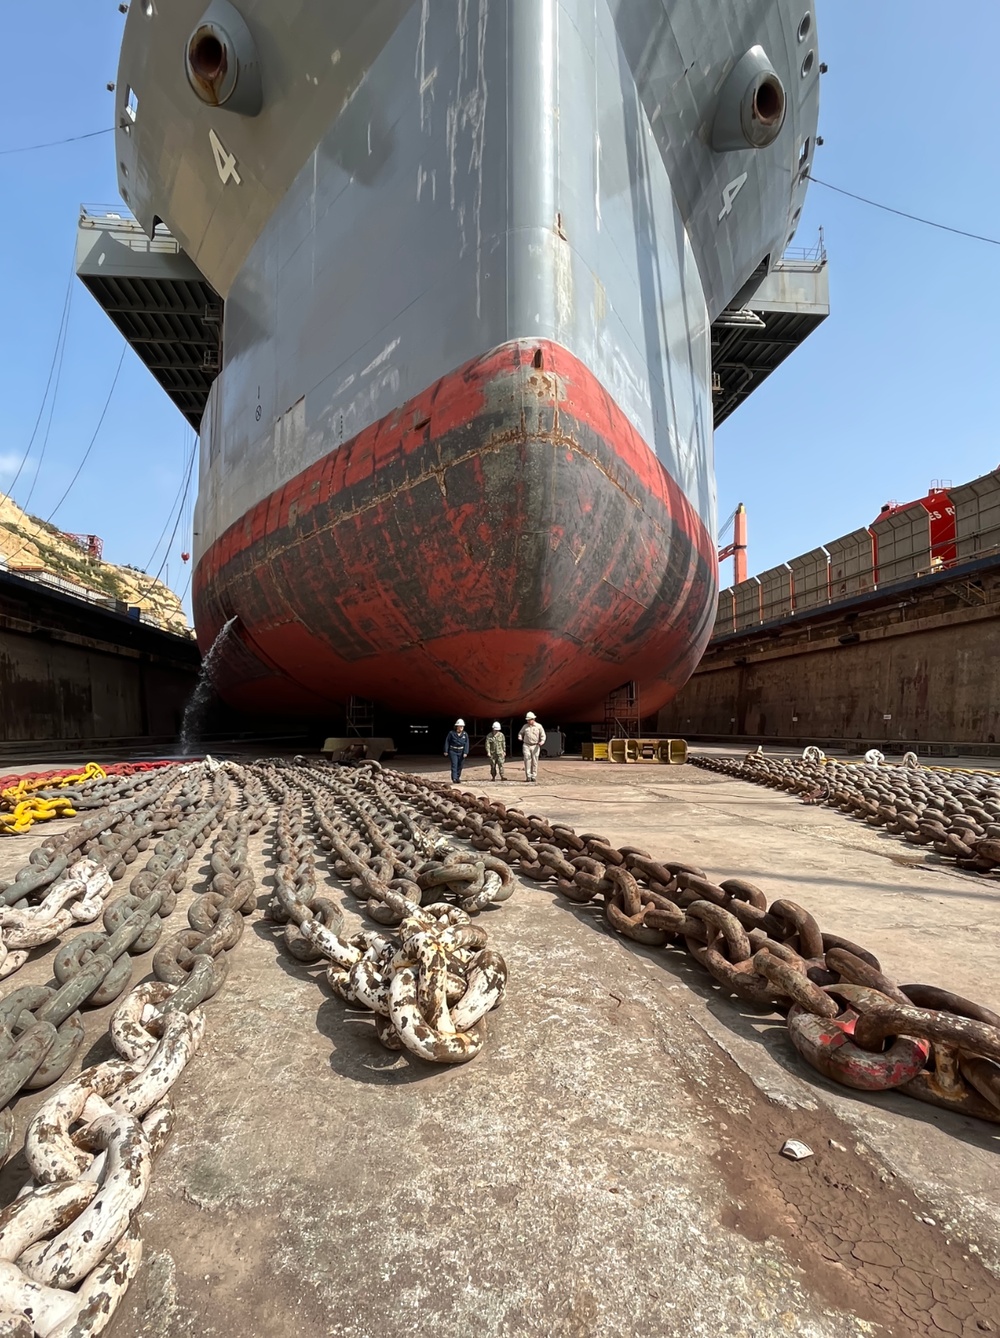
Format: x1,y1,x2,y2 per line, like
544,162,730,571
0,570,199,745
657,555,1000,748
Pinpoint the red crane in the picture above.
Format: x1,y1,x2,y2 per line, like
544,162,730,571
717,503,747,584
62,533,104,561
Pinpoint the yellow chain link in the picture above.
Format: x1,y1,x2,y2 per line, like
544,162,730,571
0,762,107,835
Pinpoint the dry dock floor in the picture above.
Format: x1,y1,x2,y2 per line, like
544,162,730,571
1,753,999,1337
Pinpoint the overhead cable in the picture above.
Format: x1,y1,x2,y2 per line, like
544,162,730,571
0,128,113,157
130,434,199,604
140,429,197,577
178,568,193,607
47,346,128,521
808,174,1000,247
2,261,75,500
23,285,75,511
2,345,129,569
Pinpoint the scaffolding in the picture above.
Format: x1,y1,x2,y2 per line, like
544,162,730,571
600,682,641,740
345,696,375,737
62,533,104,561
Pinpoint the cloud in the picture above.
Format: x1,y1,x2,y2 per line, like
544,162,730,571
0,452,30,484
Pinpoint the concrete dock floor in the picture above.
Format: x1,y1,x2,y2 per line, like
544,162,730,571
1,753,998,1337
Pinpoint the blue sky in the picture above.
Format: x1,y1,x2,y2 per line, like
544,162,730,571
716,2,1000,580
1,2,998,619
0,3,196,612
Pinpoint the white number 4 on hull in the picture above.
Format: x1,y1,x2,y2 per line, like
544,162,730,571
209,127,242,185
718,171,748,221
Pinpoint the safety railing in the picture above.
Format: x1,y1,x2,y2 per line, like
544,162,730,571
780,228,827,268
79,205,181,256
1,565,192,636
715,532,1000,639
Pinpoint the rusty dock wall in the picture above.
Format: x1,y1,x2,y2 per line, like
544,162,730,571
657,554,1000,751
0,568,200,748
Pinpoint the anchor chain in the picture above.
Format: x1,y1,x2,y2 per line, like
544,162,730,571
253,761,508,1064
0,771,189,979
0,763,258,1336
384,768,1000,1125
693,751,1000,875
0,769,233,1165
0,751,996,1335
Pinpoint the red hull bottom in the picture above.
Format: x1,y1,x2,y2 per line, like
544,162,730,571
193,340,716,721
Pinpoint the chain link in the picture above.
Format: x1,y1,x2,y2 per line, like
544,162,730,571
388,767,1000,1125
251,760,509,1065
0,761,257,1335
0,751,997,1333
0,771,187,985
693,751,1000,873
0,773,235,1133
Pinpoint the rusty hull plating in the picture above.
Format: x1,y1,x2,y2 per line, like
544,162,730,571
193,340,717,721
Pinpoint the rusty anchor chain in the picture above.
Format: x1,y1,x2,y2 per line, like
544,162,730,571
16,766,174,820
692,751,1000,876
0,783,165,909
0,762,259,1336
0,770,188,979
381,768,1000,1126
0,750,997,1333
273,758,516,920
0,769,237,1167
149,768,254,1009
253,761,508,1064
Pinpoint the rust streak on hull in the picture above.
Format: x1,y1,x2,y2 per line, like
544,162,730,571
193,340,717,720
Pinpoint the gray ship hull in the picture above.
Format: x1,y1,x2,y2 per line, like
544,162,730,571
111,0,819,718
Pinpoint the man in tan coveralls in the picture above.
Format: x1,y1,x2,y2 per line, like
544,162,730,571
518,711,546,783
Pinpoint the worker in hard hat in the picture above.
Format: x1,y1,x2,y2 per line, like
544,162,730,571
443,718,470,784
518,711,546,783
486,722,507,781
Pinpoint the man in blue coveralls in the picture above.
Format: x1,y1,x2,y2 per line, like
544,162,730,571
443,718,470,783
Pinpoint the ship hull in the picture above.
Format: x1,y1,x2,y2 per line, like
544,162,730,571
193,339,716,719
113,0,820,722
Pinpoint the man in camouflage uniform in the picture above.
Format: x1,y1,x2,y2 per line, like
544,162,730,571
486,721,506,781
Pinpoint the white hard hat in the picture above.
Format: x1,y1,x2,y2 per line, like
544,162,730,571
491,722,501,731
525,711,536,720
454,718,465,727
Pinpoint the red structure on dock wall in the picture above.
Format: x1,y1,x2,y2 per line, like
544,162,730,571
874,485,957,572
193,340,717,722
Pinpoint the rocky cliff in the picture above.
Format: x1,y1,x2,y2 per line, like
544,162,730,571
0,492,190,635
